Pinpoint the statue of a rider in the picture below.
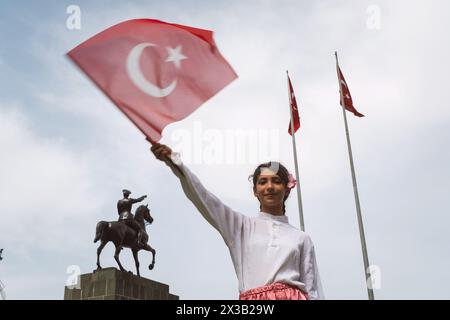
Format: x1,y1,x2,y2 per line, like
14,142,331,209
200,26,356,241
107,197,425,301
117,189,147,246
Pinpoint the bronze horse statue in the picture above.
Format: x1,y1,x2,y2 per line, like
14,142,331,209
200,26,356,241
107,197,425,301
94,204,156,277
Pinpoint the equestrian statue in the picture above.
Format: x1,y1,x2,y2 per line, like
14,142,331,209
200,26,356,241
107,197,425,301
94,189,156,277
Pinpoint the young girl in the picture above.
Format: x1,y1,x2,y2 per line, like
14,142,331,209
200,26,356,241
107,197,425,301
151,143,324,300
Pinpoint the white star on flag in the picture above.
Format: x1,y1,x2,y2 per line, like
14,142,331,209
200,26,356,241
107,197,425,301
165,45,188,68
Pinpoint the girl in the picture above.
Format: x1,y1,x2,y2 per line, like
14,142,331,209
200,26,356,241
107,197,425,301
151,143,324,300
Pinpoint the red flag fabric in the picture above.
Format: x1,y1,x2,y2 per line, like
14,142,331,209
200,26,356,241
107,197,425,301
68,19,238,142
337,66,364,117
287,75,300,136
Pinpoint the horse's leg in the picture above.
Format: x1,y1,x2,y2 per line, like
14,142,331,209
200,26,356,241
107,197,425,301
96,241,107,271
142,244,156,270
132,249,140,277
114,244,127,272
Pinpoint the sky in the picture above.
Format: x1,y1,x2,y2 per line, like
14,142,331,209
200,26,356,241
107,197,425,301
1,0,450,300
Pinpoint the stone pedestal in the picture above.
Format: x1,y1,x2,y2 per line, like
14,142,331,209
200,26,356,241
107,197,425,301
64,268,179,300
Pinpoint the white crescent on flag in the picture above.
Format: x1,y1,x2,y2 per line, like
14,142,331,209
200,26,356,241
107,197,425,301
126,42,188,98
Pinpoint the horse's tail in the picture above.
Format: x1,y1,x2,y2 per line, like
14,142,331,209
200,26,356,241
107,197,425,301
94,221,108,243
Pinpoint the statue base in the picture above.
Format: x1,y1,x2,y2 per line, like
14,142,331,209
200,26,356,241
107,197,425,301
64,267,179,300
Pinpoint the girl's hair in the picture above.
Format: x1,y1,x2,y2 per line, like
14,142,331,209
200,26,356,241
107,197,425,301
250,161,291,214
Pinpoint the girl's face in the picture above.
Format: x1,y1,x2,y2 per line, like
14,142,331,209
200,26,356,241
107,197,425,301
254,168,288,215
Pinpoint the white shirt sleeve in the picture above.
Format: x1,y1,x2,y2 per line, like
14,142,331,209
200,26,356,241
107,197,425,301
165,156,246,248
299,234,325,300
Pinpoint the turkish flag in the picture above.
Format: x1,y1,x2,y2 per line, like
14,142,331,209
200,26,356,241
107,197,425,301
337,66,364,117
287,74,300,136
67,19,238,142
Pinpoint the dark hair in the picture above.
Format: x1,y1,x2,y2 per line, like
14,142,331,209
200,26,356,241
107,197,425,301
250,161,291,214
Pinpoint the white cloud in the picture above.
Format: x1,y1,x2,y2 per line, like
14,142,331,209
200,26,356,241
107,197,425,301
0,106,97,251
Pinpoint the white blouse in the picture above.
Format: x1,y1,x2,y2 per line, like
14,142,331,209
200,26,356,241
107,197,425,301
166,157,325,300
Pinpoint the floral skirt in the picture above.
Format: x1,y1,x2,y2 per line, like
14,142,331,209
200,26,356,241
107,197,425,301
239,282,309,300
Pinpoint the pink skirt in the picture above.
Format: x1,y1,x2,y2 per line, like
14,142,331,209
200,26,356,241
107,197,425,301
239,282,309,300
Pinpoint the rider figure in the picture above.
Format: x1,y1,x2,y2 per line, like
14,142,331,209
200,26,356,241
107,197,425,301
117,189,147,246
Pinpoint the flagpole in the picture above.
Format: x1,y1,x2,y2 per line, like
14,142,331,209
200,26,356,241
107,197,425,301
286,71,305,231
334,52,374,300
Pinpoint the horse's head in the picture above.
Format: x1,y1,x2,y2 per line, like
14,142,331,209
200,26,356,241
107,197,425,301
136,204,153,225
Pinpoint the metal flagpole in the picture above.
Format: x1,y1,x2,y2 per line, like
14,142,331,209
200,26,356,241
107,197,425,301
0,249,5,300
334,52,374,300
0,280,6,300
286,71,305,231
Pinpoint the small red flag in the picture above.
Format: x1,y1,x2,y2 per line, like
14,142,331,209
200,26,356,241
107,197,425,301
337,66,364,117
68,19,237,142
287,75,300,136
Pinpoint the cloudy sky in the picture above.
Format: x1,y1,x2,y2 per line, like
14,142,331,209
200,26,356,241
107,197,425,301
1,0,450,300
